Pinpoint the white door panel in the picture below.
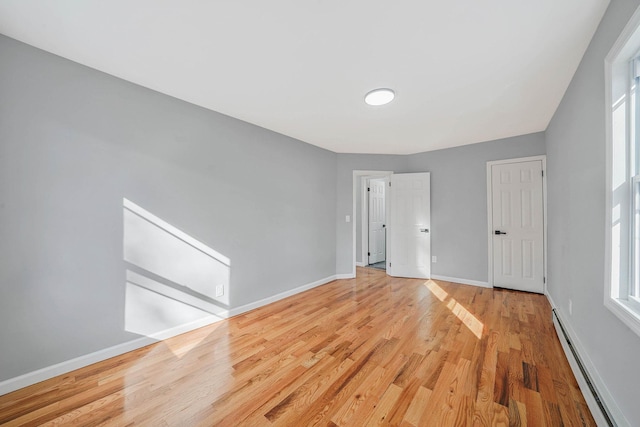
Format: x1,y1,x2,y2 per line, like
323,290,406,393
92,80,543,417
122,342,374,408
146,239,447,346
491,160,544,293
389,173,431,279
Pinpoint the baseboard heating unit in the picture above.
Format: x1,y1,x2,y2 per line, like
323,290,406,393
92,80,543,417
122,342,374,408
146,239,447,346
552,309,615,427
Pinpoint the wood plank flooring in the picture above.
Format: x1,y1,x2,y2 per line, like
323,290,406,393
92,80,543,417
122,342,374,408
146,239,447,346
0,267,595,426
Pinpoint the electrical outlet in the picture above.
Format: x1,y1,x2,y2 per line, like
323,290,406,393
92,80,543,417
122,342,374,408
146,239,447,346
569,299,572,316
346,215,351,223
215,285,224,297
432,256,437,263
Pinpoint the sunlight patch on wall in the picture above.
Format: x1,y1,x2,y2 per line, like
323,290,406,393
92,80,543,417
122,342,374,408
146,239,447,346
123,198,230,304
125,278,215,337
123,198,231,348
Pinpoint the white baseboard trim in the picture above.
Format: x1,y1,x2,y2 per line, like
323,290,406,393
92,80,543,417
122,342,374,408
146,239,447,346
431,275,491,288
0,314,222,397
546,291,629,427
226,275,337,317
356,262,366,267
0,274,339,397
336,273,356,280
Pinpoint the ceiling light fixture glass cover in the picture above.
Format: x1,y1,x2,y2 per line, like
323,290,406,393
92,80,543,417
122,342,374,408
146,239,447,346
365,88,395,106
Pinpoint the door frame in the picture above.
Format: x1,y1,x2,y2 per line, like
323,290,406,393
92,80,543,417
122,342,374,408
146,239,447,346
486,155,547,291
353,170,393,276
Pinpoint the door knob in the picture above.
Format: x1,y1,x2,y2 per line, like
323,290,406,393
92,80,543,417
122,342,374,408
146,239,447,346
494,230,507,235
420,228,429,233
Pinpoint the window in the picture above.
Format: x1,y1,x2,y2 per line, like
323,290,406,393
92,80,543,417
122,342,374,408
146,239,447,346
606,7,640,337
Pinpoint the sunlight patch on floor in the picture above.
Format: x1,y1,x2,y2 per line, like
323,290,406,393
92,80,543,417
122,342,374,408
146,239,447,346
425,280,484,339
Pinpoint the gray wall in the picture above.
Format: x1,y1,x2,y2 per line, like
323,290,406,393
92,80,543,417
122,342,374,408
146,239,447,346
407,133,546,282
546,0,640,424
336,135,546,280
0,35,337,381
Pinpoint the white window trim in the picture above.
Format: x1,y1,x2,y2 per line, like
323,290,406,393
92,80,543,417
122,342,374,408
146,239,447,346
604,4,640,338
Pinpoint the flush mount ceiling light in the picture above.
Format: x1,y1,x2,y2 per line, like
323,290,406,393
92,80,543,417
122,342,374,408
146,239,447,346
364,88,395,106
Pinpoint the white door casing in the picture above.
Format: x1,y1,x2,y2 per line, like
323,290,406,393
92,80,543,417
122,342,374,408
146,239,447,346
368,178,386,264
388,173,431,279
489,159,545,293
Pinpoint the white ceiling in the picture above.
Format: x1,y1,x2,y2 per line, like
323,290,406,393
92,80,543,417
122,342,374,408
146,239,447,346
0,1,609,154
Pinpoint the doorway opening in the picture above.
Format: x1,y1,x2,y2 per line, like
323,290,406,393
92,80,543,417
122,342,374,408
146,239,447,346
351,170,432,278
366,177,388,270
352,171,392,277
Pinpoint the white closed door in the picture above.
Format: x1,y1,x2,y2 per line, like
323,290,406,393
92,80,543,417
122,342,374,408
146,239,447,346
490,160,544,293
388,173,431,279
368,178,386,264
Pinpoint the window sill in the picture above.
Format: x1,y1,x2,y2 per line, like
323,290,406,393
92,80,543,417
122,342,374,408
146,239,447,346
605,296,640,338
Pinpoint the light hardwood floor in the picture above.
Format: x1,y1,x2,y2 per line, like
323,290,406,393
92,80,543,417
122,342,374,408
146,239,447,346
0,267,594,426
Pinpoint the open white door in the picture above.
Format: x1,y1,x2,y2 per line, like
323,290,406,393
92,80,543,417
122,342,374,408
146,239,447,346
388,173,431,278
368,178,386,264
489,159,544,293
